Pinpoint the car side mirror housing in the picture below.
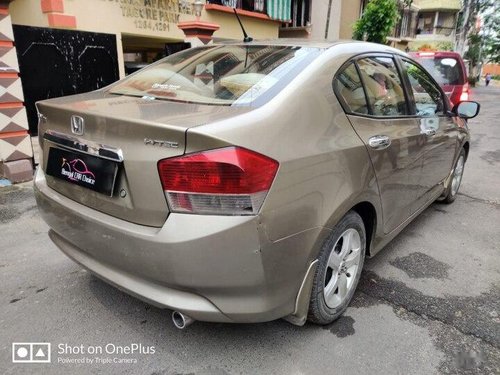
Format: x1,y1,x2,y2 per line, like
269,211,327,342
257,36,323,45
453,101,480,119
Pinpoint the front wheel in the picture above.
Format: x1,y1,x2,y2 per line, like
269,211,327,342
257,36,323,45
307,211,366,325
440,149,466,204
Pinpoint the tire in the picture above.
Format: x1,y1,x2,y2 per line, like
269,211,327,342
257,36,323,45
439,148,466,204
307,211,366,325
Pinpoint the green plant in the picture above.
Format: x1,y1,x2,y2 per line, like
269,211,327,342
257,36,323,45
467,76,478,87
417,43,433,51
435,41,454,51
411,41,454,52
353,0,399,44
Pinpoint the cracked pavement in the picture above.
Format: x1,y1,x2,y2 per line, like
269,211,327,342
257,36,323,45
1,87,499,374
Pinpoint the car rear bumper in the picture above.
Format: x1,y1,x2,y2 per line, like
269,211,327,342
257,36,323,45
34,168,321,323
47,229,231,322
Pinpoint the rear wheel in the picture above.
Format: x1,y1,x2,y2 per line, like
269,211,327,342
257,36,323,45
440,149,466,204
308,211,366,325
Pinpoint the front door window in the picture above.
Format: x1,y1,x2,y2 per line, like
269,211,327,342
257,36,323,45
403,60,445,116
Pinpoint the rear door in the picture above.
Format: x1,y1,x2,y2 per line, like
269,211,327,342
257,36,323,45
334,55,424,234
399,58,458,207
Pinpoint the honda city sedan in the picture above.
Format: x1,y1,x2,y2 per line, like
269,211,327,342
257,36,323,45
34,40,480,328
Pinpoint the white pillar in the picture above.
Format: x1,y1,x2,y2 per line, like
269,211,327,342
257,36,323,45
433,11,439,35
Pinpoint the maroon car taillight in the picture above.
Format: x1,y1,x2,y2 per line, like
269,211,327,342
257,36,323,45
158,147,279,215
459,83,470,102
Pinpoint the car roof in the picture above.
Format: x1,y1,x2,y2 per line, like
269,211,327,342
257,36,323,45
213,38,408,56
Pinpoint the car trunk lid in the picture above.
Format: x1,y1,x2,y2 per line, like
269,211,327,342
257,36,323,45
36,92,251,227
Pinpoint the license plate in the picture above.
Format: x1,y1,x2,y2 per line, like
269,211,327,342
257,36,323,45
46,147,119,196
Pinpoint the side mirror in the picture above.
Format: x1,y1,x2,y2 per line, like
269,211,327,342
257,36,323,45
453,101,480,119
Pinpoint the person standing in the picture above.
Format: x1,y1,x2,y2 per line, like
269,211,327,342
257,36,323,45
485,73,492,86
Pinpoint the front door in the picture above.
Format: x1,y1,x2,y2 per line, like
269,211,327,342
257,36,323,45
401,59,458,207
334,56,424,234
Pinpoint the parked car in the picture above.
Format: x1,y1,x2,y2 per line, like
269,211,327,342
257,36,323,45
409,51,469,106
34,41,479,328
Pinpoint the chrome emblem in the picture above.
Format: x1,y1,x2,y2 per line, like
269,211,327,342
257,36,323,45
144,138,179,148
71,115,84,135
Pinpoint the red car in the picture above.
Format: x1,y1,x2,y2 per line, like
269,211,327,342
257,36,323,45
410,51,469,106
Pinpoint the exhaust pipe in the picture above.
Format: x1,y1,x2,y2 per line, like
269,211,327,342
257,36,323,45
172,311,194,329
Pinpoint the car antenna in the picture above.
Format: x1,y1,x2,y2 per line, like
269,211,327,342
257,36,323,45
233,8,253,43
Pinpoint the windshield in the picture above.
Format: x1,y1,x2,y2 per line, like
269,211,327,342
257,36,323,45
110,45,323,106
415,56,464,85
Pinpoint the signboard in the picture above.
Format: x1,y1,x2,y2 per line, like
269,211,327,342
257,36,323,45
102,0,194,32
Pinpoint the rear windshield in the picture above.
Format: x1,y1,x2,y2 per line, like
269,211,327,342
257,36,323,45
415,56,464,85
110,45,323,106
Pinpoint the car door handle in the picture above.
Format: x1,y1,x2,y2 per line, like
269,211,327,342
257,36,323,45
422,128,436,137
368,135,391,150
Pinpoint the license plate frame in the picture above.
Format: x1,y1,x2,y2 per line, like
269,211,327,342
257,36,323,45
45,147,119,196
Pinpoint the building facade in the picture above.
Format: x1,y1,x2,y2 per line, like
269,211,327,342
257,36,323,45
387,1,419,50
413,0,461,49
279,0,364,40
10,0,283,80
390,0,462,51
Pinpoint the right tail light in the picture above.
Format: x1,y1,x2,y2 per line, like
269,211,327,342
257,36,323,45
158,146,279,215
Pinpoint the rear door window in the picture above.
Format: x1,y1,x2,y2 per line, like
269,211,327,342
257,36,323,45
356,57,408,117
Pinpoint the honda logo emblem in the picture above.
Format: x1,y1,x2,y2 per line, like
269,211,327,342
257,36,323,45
71,115,84,135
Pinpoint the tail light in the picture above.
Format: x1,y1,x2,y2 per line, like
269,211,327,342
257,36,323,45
459,84,469,102
158,146,279,215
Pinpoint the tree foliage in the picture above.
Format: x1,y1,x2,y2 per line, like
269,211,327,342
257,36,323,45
481,0,500,63
457,0,499,76
464,33,482,70
353,0,399,44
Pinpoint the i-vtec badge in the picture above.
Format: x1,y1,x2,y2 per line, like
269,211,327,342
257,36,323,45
71,115,84,135
144,138,179,148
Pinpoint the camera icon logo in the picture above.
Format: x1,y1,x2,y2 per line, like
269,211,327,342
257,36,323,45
12,343,51,363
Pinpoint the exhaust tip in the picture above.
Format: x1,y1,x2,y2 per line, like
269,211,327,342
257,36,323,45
172,311,194,329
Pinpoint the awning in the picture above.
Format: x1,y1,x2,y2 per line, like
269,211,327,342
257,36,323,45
266,0,292,22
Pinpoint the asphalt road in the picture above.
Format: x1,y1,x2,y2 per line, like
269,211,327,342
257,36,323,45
1,87,499,375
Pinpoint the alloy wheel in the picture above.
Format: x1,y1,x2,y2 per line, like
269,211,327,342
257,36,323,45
323,228,362,309
451,155,465,197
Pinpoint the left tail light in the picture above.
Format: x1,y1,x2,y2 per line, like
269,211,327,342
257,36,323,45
158,146,279,215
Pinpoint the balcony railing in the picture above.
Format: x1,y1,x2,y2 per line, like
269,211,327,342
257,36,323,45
417,26,455,36
435,26,455,36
